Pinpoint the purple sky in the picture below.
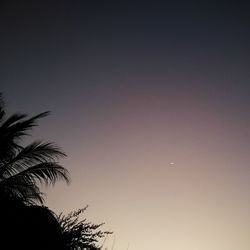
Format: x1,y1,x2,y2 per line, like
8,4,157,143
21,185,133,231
1,1,250,250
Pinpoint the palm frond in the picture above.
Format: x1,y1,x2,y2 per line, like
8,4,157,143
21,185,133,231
1,111,50,138
29,162,70,185
0,177,44,204
0,110,5,122
17,141,66,162
0,111,50,162
0,94,5,121
1,113,28,128
1,162,70,186
0,141,66,178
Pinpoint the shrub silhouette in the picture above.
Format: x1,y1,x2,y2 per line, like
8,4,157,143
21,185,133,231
58,206,112,250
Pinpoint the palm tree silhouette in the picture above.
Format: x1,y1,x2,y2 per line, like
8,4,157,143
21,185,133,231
0,94,69,205
0,94,110,250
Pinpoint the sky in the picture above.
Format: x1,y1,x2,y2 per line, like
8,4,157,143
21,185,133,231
1,1,250,250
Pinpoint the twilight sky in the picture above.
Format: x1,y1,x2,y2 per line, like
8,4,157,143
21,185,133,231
1,1,250,250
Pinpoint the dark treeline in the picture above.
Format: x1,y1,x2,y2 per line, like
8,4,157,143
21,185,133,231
0,93,111,250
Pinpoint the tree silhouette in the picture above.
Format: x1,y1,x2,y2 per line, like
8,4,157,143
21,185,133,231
0,94,69,205
21,205,64,250
0,93,111,250
58,206,112,250
1,200,65,250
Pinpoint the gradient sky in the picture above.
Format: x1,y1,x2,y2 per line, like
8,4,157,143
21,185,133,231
1,1,250,250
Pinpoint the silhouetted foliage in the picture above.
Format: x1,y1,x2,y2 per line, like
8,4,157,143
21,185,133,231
1,201,64,250
0,93,112,250
0,93,69,204
58,206,112,250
